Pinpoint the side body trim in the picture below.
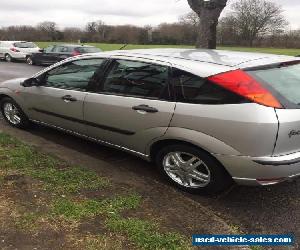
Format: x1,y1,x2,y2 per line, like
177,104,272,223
30,119,150,160
31,108,135,135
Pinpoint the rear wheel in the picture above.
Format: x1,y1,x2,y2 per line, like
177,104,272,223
155,144,233,194
26,56,35,65
5,54,13,62
0,97,30,129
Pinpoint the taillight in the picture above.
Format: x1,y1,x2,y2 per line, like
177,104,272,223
10,48,20,52
72,51,81,56
208,70,283,108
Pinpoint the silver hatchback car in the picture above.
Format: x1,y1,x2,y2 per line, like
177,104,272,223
1,49,300,194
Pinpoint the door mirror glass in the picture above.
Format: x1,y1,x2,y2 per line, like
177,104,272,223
21,77,42,87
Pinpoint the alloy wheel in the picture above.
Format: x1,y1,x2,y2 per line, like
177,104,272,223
5,54,12,62
163,151,211,188
3,102,21,125
26,57,33,65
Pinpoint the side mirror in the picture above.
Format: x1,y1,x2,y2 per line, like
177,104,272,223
21,78,42,87
39,49,44,52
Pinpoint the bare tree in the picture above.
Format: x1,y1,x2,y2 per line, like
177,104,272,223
229,0,288,47
179,11,200,27
187,0,228,49
37,21,59,41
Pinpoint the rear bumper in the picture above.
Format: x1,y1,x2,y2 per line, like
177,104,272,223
215,152,300,186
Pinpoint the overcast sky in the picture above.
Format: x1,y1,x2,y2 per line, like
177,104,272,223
0,0,299,29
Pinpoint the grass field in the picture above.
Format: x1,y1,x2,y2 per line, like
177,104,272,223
35,41,300,56
0,133,189,250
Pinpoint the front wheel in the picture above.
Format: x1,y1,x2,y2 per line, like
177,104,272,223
156,144,233,194
0,98,30,129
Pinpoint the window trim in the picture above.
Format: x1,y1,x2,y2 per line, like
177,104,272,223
96,58,173,101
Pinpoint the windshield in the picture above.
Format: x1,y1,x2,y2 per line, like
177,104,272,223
75,47,101,53
247,63,300,106
14,42,37,48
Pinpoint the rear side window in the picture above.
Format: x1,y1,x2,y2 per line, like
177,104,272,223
102,59,170,100
247,63,300,107
171,68,247,104
52,46,66,53
75,47,101,53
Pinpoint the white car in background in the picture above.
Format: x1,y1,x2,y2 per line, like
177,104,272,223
0,41,40,62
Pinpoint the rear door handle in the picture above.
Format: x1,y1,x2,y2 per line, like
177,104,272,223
62,95,77,102
132,105,158,113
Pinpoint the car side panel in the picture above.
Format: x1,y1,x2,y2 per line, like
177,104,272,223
169,103,279,157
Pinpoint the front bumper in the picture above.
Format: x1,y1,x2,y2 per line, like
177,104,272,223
215,152,300,186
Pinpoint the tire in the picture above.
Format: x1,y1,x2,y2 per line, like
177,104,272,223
4,54,13,62
155,144,233,194
26,56,35,65
0,97,30,129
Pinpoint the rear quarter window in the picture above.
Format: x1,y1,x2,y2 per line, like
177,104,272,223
171,68,248,105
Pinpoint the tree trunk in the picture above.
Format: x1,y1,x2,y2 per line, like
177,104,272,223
187,0,228,49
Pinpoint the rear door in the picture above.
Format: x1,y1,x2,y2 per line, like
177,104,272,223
52,46,72,62
247,62,300,155
37,45,55,64
83,57,176,154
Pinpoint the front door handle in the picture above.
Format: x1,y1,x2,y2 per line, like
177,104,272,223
62,95,77,102
132,105,158,113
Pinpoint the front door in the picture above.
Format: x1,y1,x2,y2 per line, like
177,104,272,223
83,58,176,154
22,58,107,134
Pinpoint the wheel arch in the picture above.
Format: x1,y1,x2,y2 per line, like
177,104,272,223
0,94,12,102
150,139,215,162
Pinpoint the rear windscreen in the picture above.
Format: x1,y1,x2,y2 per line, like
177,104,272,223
75,47,101,53
14,42,37,48
248,63,300,107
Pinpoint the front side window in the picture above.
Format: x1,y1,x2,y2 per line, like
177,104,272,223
43,58,105,91
172,68,247,104
102,59,169,99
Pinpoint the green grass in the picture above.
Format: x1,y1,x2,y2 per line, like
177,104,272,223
0,136,109,194
107,216,188,250
52,194,142,220
52,195,189,250
35,41,300,56
0,132,190,250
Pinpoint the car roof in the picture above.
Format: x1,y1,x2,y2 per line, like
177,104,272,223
43,48,297,78
0,41,27,43
56,44,95,48
101,48,295,68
